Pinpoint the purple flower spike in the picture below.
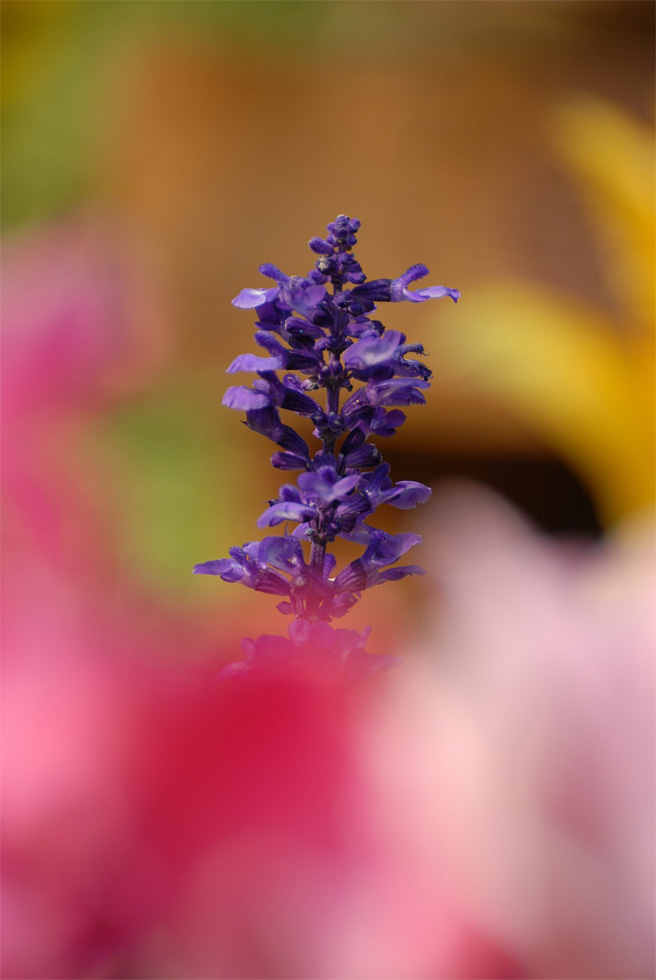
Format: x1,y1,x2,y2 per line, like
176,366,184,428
197,215,459,677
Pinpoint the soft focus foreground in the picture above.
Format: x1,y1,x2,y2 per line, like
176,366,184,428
2,3,654,979
4,487,654,979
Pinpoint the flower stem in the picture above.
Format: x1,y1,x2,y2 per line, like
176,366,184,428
309,291,343,580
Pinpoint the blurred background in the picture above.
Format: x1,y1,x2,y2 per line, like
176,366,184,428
2,2,654,978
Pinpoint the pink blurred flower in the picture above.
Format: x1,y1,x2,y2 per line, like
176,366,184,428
1,220,203,978
2,219,164,603
366,486,655,980
2,218,164,418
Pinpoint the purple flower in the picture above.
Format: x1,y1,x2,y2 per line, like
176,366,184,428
222,386,270,411
349,264,459,308
359,464,432,511
279,277,327,318
342,329,431,382
297,466,361,505
331,529,425,601
193,546,291,596
223,372,321,418
390,264,460,304
232,286,279,309
257,499,316,528
343,330,404,374
196,215,459,671
226,353,282,374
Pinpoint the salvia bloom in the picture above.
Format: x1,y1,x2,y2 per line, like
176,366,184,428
194,215,459,677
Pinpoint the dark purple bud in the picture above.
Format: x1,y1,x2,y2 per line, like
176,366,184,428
311,450,338,470
326,215,359,248
369,408,406,437
271,451,310,470
284,316,325,340
281,386,322,415
254,300,287,331
364,463,392,491
256,332,320,372
349,279,392,303
333,558,367,594
333,492,372,526
245,406,283,441
252,571,293,596
341,443,382,470
341,387,373,426
276,426,310,460
257,371,320,416
316,254,338,276
339,425,365,454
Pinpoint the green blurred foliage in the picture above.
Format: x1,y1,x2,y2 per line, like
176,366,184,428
1,0,326,229
98,379,257,609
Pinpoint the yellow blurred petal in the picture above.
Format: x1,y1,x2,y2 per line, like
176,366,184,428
550,97,656,331
435,284,655,526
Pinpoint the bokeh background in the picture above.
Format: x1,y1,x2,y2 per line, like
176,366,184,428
2,2,654,978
